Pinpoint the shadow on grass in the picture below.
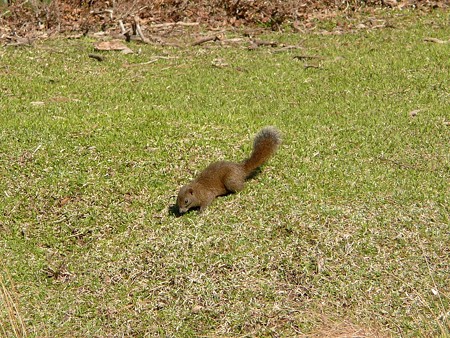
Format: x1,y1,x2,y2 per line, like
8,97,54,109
168,203,201,217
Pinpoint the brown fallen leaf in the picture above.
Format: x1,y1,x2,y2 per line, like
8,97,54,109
191,305,204,314
94,40,133,54
59,197,71,207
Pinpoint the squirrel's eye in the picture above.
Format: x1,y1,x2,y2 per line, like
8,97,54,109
185,199,189,205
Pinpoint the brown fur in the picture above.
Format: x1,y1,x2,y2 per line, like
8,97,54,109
177,126,281,214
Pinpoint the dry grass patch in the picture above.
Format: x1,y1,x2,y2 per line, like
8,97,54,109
0,269,28,338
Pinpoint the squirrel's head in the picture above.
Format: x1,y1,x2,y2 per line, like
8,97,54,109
177,186,195,214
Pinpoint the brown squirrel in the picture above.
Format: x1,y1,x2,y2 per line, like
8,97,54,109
176,126,281,214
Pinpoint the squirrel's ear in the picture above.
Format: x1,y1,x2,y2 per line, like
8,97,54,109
187,188,194,195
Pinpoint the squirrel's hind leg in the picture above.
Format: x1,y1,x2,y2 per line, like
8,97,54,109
223,171,245,193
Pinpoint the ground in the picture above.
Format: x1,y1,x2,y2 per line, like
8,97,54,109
0,1,449,337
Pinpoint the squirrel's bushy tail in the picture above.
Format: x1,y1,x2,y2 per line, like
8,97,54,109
242,126,281,177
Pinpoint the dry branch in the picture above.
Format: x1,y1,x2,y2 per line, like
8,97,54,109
150,22,200,29
272,45,303,53
123,56,178,67
424,37,449,44
304,64,322,69
134,16,150,43
252,39,278,47
293,55,324,60
248,39,278,50
191,35,219,46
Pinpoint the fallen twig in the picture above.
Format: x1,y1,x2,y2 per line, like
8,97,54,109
150,22,199,29
293,55,324,60
124,59,158,67
191,36,219,46
88,53,105,61
304,64,322,69
123,56,177,67
424,37,449,44
272,45,303,53
248,39,278,50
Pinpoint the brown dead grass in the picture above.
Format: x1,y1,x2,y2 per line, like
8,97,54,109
0,268,28,338
305,318,388,338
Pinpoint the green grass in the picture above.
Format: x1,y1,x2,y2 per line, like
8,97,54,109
1,9,449,337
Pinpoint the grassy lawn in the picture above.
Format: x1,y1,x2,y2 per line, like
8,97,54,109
1,9,449,337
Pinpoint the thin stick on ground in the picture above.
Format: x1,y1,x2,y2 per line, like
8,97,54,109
191,36,220,46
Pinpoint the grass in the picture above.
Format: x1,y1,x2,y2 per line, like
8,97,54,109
1,8,449,337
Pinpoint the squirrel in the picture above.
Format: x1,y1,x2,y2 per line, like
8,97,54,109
176,126,281,214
